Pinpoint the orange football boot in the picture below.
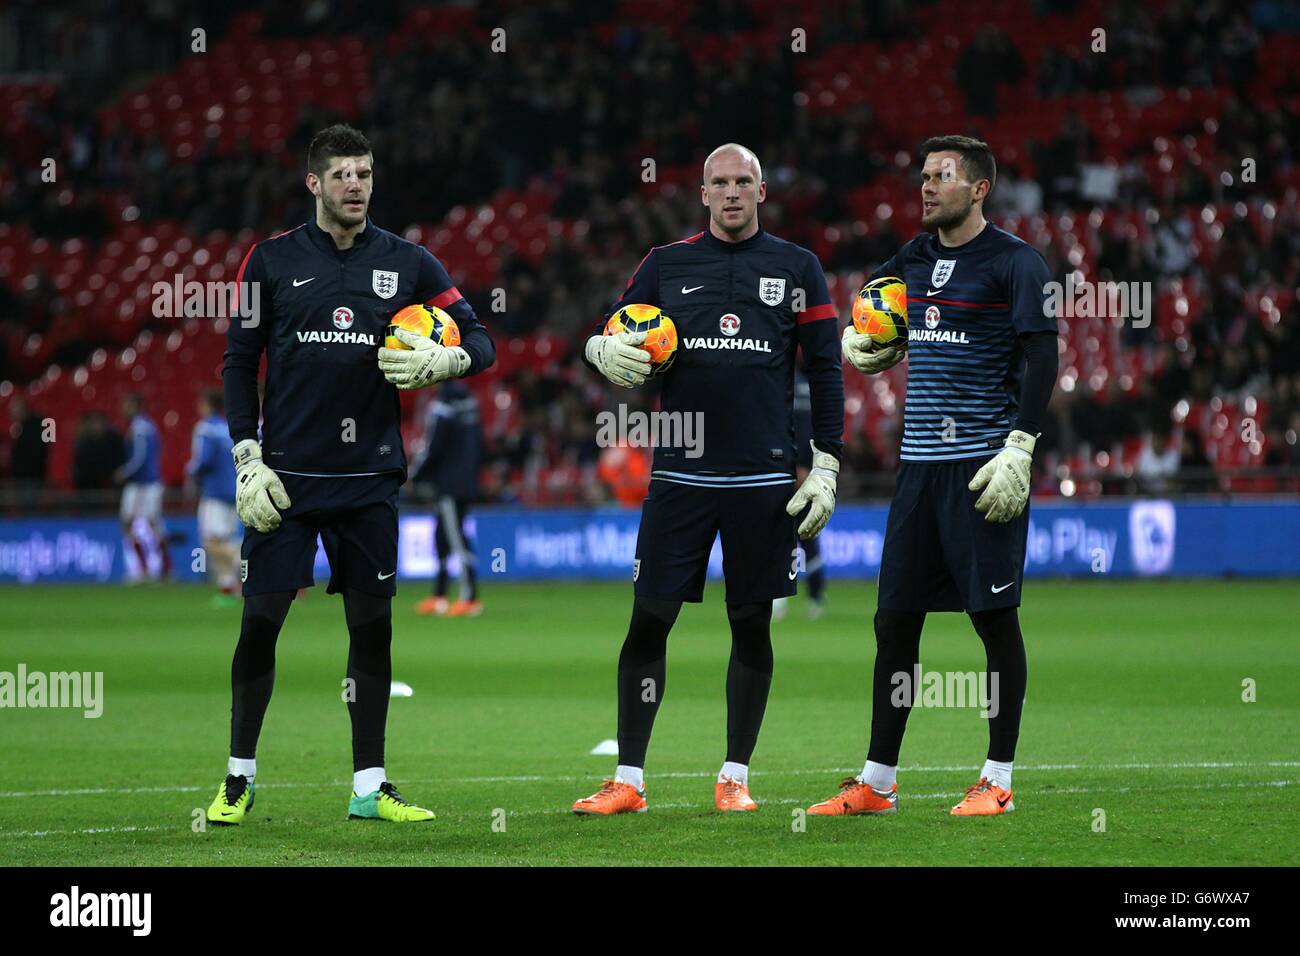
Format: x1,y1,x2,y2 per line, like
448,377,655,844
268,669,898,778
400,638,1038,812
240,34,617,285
571,779,647,815
414,596,449,616
715,775,758,812
949,777,1014,816
807,777,899,816
448,599,484,617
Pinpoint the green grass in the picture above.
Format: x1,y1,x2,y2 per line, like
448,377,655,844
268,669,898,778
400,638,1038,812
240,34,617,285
1,580,1296,866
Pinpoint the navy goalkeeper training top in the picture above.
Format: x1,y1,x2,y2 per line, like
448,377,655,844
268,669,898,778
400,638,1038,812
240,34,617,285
584,227,844,486
223,218,495,480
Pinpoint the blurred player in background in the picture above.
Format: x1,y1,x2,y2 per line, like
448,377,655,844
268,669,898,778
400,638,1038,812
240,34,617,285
186,389,239,607
773,366,827,621
812,135,1057,818
412,379,483,618
113,393,171,582
207,124,495,827
572,144,844,815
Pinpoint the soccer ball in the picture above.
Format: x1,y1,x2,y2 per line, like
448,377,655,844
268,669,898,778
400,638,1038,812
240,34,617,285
386,304,461,351
603,303,678,377
852,276,908,347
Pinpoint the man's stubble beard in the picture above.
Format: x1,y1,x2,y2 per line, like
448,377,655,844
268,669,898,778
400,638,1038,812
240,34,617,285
321,194,366,230
924,197,973,233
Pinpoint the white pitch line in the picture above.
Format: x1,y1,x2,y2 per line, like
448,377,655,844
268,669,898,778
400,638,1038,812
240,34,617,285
3,780,1293,836
2,760,1296,799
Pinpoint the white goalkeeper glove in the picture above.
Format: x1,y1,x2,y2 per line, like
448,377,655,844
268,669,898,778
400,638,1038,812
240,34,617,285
585,331,652,388
969,430,1035,523
785,443,839,539
377,327,471,389
841,325,905,375
232,438,291,533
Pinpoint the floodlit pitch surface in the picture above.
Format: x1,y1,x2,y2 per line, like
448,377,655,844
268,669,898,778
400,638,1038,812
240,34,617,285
2,580,1295,866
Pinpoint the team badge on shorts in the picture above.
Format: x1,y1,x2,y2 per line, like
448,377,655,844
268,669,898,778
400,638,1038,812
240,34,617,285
633,558,640,582
240,559,248,583
372,270,399,299
759,277,785,306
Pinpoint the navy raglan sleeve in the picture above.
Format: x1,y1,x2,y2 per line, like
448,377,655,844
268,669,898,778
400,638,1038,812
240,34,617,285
223,242,272,444
415,247,496,376
581,246,661,375
795,251,845,462
1004,244,1058,435
1005,244,1055,336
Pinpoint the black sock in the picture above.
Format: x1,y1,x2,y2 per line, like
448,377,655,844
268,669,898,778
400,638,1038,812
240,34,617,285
867,608,926,766
230,591,294,759
343,590,392,774
616,597,680,771
725,601,774,765
969,607,1027,763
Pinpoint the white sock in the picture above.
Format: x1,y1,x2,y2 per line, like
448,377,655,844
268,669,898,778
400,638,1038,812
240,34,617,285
981,759,1013,790
718,761,748,785
614,765,644,791
228,757,256,784
353,766,386,796
858,760,897,791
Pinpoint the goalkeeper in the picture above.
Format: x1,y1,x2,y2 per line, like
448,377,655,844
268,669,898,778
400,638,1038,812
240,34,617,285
573,144,844,816
809,135,1057,819
208,124,495,826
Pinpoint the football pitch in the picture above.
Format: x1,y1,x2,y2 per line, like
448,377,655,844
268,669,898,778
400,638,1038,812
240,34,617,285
1,579,1296,866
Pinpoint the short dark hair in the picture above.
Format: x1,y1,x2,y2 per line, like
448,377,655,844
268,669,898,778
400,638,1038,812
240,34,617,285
919,135,996,193
201,388,223,413
307,124,372,177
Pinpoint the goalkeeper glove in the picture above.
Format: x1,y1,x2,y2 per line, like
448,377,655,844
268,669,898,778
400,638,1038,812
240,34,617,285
232,439,291,533
377,327,471,389
785,442,839,539
841,325,905,375
969,430,1035,523
585,331,652,388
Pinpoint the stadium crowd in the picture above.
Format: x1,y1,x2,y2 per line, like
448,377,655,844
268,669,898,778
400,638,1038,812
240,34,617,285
2,0,1299,508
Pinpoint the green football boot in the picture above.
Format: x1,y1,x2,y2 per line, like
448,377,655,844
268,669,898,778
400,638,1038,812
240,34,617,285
206,773,255,826
347,781,435,822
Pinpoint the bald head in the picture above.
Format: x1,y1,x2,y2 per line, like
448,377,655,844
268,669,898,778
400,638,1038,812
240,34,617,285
701,143,766,242
702,143,762,184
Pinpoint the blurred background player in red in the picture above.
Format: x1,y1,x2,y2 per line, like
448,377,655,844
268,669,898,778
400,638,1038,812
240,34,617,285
412,379,484,617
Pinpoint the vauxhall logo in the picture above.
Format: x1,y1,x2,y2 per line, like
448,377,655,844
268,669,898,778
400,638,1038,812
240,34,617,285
297,307,377,345
909,305,970,344
297,329,378,345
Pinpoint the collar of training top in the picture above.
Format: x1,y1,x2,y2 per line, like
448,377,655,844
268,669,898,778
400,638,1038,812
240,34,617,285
699,224,766,252
305,215,375,253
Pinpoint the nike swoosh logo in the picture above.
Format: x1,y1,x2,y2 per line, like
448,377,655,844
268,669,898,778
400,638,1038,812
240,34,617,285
681,285,704,294
926,289,941,296
996,795,1011,808
293,277,316,287
377,571,396,580
788,570,798,581
990,582,1014,593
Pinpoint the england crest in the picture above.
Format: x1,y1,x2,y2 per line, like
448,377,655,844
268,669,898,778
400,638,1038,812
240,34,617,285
930,259,956,289
372,270,399,300
759,277,786,306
